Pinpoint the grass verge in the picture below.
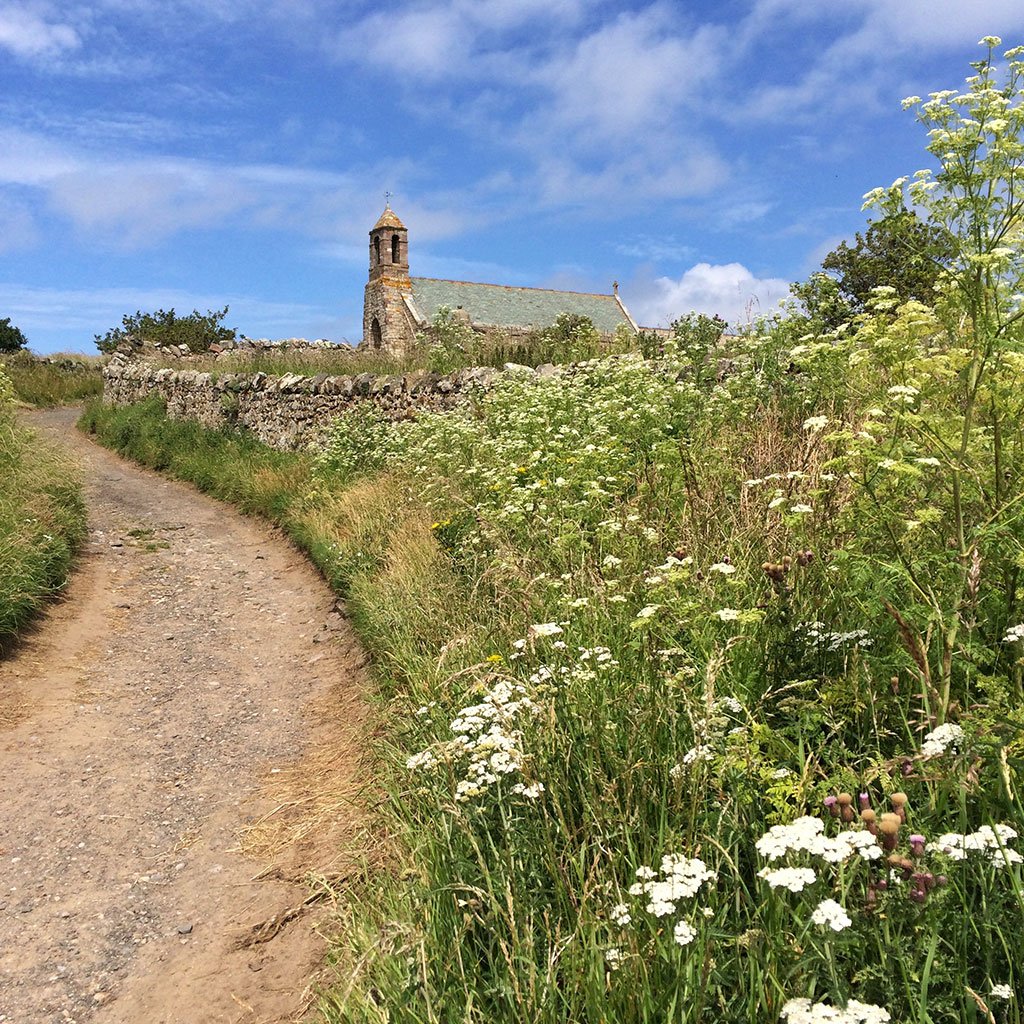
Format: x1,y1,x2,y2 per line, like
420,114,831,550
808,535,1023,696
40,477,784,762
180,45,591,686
0,372,87,650
2,352,105,407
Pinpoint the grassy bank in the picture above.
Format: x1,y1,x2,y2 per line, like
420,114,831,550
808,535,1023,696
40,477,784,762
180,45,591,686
79,49,1024,1023
2,352,105,407
0,368,87,649
82,325,1024,1022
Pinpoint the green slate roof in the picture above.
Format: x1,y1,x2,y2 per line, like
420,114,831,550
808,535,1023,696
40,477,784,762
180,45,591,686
409,277,633,334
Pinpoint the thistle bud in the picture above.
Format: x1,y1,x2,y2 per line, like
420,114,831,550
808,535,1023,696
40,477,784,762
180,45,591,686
891,792,908,823
861,808,877,834
837,793,856,823
909,834,926,858
879,814,901,851
859,792,871,810
824,795,839,818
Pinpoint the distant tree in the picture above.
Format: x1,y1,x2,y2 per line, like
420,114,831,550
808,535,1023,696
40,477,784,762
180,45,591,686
821,211,955,313
0,317,28,353
94,306,236,354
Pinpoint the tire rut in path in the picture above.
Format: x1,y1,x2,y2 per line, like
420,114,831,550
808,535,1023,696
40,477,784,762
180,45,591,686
0,407,367,1024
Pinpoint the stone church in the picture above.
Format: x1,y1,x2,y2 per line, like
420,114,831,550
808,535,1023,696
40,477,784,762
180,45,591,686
362,205,639,354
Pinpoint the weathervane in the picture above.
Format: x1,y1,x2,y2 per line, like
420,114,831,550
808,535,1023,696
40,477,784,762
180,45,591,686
384,190,392,209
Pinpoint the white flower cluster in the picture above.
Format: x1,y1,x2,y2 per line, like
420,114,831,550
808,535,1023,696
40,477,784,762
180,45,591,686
756,817,881,864
920,722,964,757
758,866,816,893
802,622,873,652
810,898,853,932
405,677,543,804
1004,623,1024,643
627,854,717,918
927,824,1022,866
781,997,890,1024
991,984,1014,1000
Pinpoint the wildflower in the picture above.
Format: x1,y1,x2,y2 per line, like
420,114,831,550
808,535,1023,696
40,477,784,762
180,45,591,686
789,503,813,514
709,561,736,574
529,622,563,638
673,920,696,946
914,457,941,467
636,604,661,619
756,816,825,860
991,984,1014,1000
781,997,890,1024
802,415,828,433
920,722,964,757
714,608,741,621
758,866,817,892
682,744,714,766
511,781,545,800
928,823,1022,865
406,749,438,770
1004,623,1024,643
610,903,631,926
811,898,852,932
604,946,625,970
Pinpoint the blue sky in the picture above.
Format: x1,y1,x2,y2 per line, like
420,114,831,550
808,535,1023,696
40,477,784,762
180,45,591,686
3,0,1024,354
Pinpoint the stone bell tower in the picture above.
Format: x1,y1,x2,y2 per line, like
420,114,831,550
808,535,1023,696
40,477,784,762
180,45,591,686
362,203,417,354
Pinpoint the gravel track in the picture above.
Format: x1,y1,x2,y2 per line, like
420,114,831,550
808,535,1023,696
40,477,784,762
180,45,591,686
0,407,367,1024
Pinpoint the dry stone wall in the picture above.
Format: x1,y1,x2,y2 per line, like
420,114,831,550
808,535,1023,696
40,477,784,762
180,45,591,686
101,361,514,450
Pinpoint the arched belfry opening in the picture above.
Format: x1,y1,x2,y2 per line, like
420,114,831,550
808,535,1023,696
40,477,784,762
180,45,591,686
391,233,400,264
370,316,382,348
374,235,381,265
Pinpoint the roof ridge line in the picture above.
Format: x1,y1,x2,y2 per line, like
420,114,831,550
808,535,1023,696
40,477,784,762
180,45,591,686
410,276,615,299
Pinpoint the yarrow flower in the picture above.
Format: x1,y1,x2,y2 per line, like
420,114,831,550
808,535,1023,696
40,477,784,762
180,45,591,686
673,920,696,946
1004,623,1024,643
529,622,563,638
709,561,736,575
758,866,817,892
991,984,1014,1000
928,824,1022,866
920,722,964,757
802,415,829,433
811,898,852,932
781,997,890,1024
626,854,717,917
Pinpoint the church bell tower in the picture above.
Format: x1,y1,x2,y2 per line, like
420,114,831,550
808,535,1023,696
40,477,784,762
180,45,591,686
362,202,416,353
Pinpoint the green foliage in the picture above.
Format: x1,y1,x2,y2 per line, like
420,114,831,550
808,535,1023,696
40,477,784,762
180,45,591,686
540,311,601,362
0,317,28,353
94,306,236,354
821,211,955,313
0,370,87,648
419,305,482,374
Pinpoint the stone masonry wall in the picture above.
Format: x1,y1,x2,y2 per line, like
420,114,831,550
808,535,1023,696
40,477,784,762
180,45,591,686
101,361,509,450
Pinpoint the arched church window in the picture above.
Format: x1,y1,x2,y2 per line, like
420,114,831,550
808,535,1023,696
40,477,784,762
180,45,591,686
391,234,400,264
374,236,381,265
371,317,382,349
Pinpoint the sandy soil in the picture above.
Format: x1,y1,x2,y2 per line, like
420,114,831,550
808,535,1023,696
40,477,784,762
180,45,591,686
0,407,368,1024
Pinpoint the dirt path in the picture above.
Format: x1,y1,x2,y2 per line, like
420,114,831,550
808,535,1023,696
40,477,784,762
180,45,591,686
0,407,367,1024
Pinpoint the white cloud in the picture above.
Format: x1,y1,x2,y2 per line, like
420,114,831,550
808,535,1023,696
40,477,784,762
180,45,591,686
0,5,80,60
532,9,722,151
627,262,791,328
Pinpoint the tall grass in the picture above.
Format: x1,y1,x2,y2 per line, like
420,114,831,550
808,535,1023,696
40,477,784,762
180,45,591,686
2,352,105,407
0,368,87,648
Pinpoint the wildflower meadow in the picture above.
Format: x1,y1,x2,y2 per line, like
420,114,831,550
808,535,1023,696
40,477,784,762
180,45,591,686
310,41,1024,1024
84,40,1024,1024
